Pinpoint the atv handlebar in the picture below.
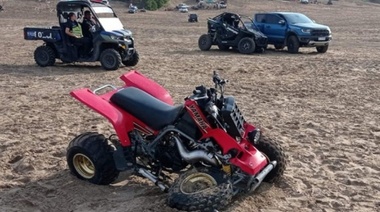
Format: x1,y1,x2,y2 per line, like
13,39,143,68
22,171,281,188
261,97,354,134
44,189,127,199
213,71,228,86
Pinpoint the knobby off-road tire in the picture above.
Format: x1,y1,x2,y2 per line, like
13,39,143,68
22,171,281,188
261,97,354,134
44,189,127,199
122,51,139,66
287,35,300,53
255,136,286,183
100,48,121,70
167,167,233,212
198,34,212,51
34,45,56,67
238,37,256,54
67,132,120,185
316,45,329,53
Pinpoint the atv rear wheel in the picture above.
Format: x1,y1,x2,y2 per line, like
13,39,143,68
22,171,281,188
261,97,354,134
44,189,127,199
198,34,212,51
100,48,121,70
34,45,56,67
67,132,119,185
316,45,329,53
217,43,230,51
167,167,233,211
255,136,286,183
122,51,139,66
238,37,256,54
287,35,299,53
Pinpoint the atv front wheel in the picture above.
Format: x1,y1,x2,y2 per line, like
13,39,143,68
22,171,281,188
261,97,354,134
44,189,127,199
67,132,119,185
34,45,56,67
238,37,256,54
122,51,139,66
167,167,233,211
100,48,121,70
198,34,212,51
287,35,299,53
254,136,286,183
316,45,329,53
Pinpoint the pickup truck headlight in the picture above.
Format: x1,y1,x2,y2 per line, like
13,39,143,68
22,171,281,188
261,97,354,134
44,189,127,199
301,28,311,33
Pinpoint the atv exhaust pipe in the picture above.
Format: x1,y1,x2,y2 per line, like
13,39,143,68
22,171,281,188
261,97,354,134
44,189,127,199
172,136,219,167
249,160,277,191
137,168,169,192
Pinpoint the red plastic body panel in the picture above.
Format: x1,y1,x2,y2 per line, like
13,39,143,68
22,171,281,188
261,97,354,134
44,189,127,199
120,70,174,105
70,88,158,147
184,98,268,175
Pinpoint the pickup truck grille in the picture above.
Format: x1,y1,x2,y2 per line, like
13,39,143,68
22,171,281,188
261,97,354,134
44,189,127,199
311,29,330,36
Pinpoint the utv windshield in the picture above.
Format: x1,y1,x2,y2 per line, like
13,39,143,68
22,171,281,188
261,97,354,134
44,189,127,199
240,15,259,31
92,5,124,31
283,13,313,24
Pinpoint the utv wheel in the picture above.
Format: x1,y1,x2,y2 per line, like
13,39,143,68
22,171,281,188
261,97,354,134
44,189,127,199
167,167,233,211
274,44,285,50
67,132,119,185
217,43,230,51
122,51,139,66
316,45,329,53
100,48,121,70
255,136,286,183
287,35,299,53
238,37,256,54
34,45,56,67
198,34,212,51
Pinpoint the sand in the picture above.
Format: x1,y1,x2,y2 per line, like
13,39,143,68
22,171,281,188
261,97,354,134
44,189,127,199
0,0,379,211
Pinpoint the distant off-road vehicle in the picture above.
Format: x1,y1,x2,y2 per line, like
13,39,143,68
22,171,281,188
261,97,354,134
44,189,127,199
24,0,139,70
254,12,332,53
198,12,268,54
188,13,198,22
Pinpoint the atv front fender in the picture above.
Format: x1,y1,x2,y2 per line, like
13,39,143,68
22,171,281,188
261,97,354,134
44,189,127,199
120,70,174,105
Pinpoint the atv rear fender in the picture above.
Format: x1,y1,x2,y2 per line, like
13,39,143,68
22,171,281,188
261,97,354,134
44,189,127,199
70,88,133,146
120,70,174,105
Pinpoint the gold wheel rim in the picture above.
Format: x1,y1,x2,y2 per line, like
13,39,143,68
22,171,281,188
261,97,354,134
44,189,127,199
180,172,217,194
73,153,95,179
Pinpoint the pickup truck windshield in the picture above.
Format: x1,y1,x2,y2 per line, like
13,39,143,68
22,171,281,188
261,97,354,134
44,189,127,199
284,13,313,24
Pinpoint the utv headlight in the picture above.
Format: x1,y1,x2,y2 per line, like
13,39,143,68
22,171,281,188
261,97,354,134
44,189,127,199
301,28,311,33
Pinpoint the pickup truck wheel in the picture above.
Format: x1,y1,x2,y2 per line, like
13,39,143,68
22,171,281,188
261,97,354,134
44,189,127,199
100,48,121,71
198,34,212,51
34,46,56,67
287,35,299,53
274,44,285,50
316,45,329,53
238,37,256,54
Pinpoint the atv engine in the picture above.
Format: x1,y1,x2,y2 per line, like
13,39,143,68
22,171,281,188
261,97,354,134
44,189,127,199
155,138,187,171
221,97,245,138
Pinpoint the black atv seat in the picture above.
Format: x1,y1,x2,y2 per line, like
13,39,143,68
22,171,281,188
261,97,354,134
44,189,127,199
110,87,183,130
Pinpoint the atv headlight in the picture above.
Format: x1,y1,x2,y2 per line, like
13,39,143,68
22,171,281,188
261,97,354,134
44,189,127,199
301,28,311,33
248,129,261,145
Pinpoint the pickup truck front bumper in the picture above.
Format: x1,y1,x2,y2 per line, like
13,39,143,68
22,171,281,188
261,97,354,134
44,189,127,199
299,35,332,47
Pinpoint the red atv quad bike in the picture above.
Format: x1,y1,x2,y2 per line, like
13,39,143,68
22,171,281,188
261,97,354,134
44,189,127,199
67,70,286,211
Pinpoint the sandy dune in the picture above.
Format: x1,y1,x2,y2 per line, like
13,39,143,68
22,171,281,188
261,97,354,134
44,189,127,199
0,0,379,211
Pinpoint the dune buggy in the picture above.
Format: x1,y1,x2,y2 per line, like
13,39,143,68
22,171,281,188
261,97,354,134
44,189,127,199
24,0,139,70
198,12,268,54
